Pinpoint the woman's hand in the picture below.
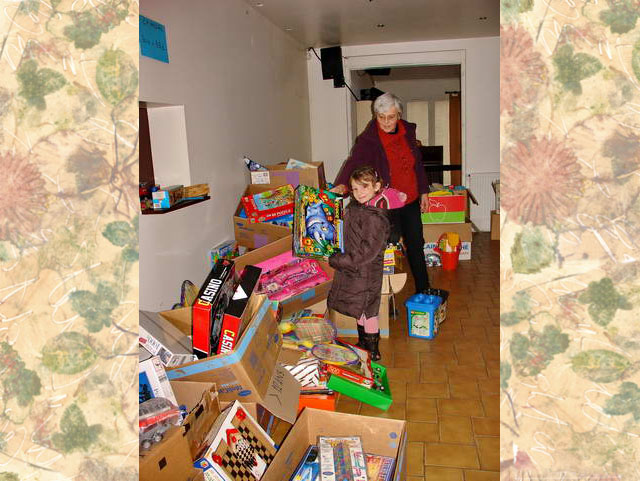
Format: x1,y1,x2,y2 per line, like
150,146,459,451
420,193,429,212
329,184,348,195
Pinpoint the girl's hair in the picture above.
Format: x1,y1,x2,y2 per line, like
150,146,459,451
349,166,382,187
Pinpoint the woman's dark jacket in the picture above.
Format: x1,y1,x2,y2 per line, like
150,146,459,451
327,200,390,319
335,119,429,194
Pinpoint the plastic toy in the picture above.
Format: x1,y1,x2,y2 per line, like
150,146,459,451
257,258,329,301
368,187,407,209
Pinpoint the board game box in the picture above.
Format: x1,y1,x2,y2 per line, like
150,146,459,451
192,259,236,359
365,454,395,481
289,445,320,481
293,185,344,260
241,184,295,223
194,400,277,481
317,436,367,481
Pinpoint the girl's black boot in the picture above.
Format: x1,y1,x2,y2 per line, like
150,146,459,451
362,331,381,361
356,324,366,349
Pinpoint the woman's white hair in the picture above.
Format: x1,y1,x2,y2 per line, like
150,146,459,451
373,92,403,116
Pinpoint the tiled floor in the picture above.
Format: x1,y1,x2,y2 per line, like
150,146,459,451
337,232,500,481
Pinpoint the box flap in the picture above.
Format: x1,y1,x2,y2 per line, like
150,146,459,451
260,364,301,424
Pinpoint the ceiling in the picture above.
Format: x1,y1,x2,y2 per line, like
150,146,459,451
243,0,499,48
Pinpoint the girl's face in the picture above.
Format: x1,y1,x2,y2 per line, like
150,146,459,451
350,179,381,204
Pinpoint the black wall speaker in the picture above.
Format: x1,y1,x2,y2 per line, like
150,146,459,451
320,46,344,87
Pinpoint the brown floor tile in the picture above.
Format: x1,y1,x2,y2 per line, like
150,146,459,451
471,417,499,436
419,363,449,383
407,477,425,481
407,421,439,442
447,364,488,380
424,466,464,481
394,351,421,368
407,382,449,398
407,442,425,476
476,437,500,470
449,381,481,399
478,378,500,395
439,415,474,444
425,443,480,469
359,400,406,420
389,380,407,403
335,394,361,415
407,398,438,422
437,398,485,416
387,366,421,383
419,351,457,365
481,394,500,419
464,470,500,481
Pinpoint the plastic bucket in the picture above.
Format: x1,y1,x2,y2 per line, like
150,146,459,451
405,293,443,339
422,288,449,327
440,250,460,270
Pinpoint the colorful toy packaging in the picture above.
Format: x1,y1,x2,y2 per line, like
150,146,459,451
293,185,344,260
318,436,368,481
241,184,295,223
256,258,329,302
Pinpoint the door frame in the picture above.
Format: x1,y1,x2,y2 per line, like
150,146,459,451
342,49,467,183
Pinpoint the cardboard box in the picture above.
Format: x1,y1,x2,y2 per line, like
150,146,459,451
153,185,184,209
140,383,220,481
422,222,472,261
139,355,178,405
164,294,301,423
491,210,500,240
424,241,471,261
140,310,197,368
232,235,334,317
251,161,326,190
234,185,291,249
261,409,407,481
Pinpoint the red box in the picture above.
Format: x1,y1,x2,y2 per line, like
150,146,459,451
241,185,295,223
216,265,262,354
297,393,336,413
427,194,466,213
192,260,236,359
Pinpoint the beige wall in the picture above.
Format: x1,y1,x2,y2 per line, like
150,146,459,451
139,0,311,310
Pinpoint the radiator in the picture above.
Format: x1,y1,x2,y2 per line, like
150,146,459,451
466,172,499,232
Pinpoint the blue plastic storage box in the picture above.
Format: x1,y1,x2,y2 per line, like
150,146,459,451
405,293,443,339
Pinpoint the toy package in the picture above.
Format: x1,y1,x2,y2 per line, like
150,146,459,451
241,184,295,223
365,454,395,481
192,259,236,359
194,400,277,481
318,436,368,481
256,258,329,302
289,445,320,481
293,185,344,260
314,340,374,388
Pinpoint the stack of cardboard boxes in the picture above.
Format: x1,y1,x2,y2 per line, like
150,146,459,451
422,187,474,260
139,160,408,481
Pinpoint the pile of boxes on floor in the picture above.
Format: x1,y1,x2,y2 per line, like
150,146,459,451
422,184,475,262
139,159,408,481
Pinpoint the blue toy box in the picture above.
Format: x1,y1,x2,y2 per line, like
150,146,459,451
405,292,447,339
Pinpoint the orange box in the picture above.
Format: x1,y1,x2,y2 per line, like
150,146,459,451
297,393,336,413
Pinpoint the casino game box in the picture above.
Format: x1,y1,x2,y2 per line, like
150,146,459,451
192,259,236,359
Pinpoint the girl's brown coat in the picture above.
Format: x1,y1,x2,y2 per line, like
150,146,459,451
328,200,390,319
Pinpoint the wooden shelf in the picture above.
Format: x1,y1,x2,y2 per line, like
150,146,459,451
141,196,210,215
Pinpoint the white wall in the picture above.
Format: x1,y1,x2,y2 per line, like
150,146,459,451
307,37,499,221
375,77,460,102
139,0,311,310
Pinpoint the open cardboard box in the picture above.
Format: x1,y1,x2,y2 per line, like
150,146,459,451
233,184,292,249
262,408,407,481
423,221,473,261
233,235,335,317
311,259,406,338
161,293,301,424
251,160,326,190
140,383,220,481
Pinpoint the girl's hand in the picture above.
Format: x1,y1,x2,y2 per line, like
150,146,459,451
329,184,348,195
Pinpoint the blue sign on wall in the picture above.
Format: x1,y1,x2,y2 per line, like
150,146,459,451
140,15,169,63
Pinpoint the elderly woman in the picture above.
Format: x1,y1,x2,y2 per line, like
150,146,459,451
332,92,430,293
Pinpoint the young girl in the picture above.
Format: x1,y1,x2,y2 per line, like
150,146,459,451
327,166,402,361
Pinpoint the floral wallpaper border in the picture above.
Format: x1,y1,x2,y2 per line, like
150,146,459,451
1,0,138,479
500,0,639,479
